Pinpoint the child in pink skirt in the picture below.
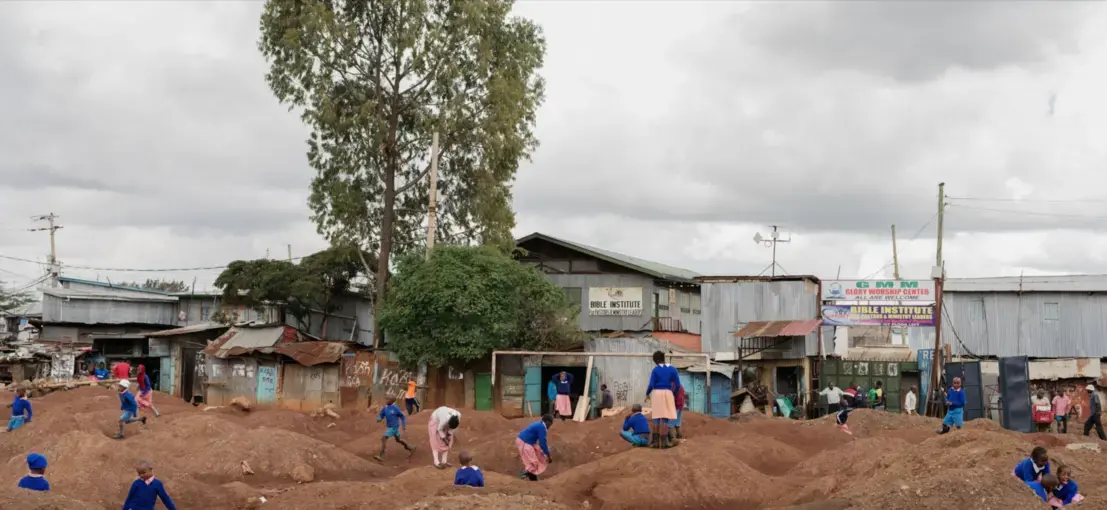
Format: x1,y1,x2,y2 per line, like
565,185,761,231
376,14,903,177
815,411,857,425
427,406,460,469
645,350,682,449
551,372,574,420
516,414,554,481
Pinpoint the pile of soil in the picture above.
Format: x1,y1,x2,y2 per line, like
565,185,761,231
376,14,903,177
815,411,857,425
0,486,108,509
403,493,571,510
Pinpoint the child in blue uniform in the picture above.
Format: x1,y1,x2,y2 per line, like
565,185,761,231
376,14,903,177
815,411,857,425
8,389,32,432
375,396,415,461
645,351,682,448
938,377,966,434
1012,446,1051,483
1054,464,1082,505
621,404,651,447
1025,473,1061,506
123,459,175,510
453,451,484,488
517,415,554,481
114,379,146,439
17,453,49,491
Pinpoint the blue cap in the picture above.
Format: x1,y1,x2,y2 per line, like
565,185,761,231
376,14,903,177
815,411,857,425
26,453,47,470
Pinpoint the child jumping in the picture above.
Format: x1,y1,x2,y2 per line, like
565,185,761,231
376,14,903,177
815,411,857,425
135,365,160,418
938,377,966,434
123,459,176,510
836,385,856,435
17,453,49,491
1054,464,1083,505
1012,446,1051,483
375,396,415,461
621,404,651,447
645,350,682,449
8,389,32,432
453,451,484,488
114,379,146,439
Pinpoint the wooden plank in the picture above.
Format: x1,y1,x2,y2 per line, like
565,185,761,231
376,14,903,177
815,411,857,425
572,355,594,422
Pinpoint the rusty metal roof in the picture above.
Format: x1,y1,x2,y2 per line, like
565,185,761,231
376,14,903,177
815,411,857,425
147,322,230,337
273,342,351,366
733,319,822,338
202,324,350,365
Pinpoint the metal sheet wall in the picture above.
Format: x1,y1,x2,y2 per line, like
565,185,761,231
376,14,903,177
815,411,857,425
545,274,657,331
702,281,819,356
943,291,1107,358
586,336,668,409
43,295,177,325
281,363,341,411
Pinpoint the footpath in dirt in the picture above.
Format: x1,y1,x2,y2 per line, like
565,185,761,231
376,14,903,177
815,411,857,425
1,386,1105,509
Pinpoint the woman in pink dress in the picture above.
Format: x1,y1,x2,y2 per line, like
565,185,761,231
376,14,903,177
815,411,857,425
427,406,460,468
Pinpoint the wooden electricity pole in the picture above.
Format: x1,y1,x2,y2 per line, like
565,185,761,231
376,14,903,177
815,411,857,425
425,132,440,259
31,213,62,287
927,182,946,416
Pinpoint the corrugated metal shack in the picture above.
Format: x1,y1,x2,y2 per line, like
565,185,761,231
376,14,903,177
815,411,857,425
145,322,231,404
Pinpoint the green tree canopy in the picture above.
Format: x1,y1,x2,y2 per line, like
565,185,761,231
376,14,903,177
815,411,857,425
0,282,34,315
258,0,546,346
380,245,582,366
119,279,190,293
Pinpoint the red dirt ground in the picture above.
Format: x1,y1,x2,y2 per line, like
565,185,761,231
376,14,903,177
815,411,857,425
2,388,1106,509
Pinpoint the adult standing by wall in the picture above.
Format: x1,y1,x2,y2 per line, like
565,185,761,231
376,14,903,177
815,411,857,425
427,406,461,469
1083,385,1105,440
1052,388,1072,434
820,383,843,415
904,385,918,416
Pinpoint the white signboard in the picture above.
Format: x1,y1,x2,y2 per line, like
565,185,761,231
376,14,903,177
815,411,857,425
588,287,643,316
821,280,935,302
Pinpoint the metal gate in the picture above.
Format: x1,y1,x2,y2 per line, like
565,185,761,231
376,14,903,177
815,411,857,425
944,361,983,421
998,356,1033,433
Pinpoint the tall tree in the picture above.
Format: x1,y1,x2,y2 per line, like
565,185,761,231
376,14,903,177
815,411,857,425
258,0,546,347
380,245,582,366
119,279,190,293
0,282,34,315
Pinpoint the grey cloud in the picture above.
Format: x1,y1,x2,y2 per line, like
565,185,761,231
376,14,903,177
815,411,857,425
726,3,1091,82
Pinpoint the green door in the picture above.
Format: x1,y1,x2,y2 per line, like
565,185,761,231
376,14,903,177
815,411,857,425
475,373,493,411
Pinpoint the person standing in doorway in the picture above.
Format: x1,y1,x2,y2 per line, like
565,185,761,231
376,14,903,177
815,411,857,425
1083,385,1105,440
112,359,132,381
820,383,843,415
1052,389,1072,434
904,385,918,416
552,372,574,421
547,379,558,416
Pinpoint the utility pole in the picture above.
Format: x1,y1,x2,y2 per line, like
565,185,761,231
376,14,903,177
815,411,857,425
890,224,907,346
935,182,945,268
287,244,292,263
425,131,440,259
30,213,62,287
928,182,947,416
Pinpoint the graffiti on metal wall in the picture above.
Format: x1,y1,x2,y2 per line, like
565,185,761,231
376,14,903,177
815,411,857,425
612,380,631,404
344,358,373,387
378,366,414,397
448,366,464,380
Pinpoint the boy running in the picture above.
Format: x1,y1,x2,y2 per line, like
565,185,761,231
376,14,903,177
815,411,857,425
375,396,415,461
114,379,146,439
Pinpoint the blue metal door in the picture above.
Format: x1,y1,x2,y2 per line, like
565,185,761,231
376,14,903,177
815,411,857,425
256,365,278,404
524,366,542,417
709,374,732,418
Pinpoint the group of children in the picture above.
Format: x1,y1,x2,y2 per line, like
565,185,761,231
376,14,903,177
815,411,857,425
1013,447,1083,507
17,452,177,509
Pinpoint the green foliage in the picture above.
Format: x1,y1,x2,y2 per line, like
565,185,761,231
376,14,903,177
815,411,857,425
258,0,547,345
380,245,582,366
213,245,370,329
0,282,33,315
119,279,190,293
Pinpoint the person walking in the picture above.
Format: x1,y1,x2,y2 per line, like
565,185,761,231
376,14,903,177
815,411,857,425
904,385,918,416
1052,389,1072,434
135,365,160,419
1082,385,1105,440
112,359,132,381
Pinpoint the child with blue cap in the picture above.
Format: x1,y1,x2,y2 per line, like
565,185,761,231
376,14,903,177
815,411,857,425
17,453,49,491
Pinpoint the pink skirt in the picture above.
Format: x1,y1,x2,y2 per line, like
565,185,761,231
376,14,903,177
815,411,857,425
427,417,451,453
136,391,154,410
516,437,547,475
555,394,572,416
650,389,677,420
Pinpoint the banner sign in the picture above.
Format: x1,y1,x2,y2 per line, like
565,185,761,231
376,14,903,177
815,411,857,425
821,279,935,302
917,349,934,414
588,287,643,316
821,304,935,327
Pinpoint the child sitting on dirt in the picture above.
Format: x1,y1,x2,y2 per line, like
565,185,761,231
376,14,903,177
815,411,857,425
453,451,484,488
8,389,32,432
1013,446,1052,483
621,404,651,447
17,453,49,491
1025,473,1062,508
375,396,415,461
123,459,176,510
938,377,966,435
1054,464,1084,505
114,379,146,440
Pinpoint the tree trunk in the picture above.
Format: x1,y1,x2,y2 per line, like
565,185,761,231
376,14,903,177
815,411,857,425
373,116,399,349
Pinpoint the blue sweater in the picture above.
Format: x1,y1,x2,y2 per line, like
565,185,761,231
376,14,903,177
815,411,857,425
1012,457,1050,482
1026,481,1050,502
454,466,485,487
17,475,49,491
139,374,153,395
377,404,406,428
517,420,550,456
553,374,573,395
946,388,966,409
120,391,138,413
94,368,109,380
547,381,557,400
11,397,32,420
123,478,175,510
1055,480,1079,505
646,364,682,395
622,413,650,436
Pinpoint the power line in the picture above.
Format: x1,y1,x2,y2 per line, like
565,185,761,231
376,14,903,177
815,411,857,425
0,253,309,273
948,203,1107,220
948,195,1107,204
860,212,939,280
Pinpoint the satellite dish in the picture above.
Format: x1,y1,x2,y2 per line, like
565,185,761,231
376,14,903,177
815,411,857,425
753,232,763,244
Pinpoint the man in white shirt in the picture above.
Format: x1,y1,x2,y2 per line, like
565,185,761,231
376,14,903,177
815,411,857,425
904,385,918,415
820,383,843,414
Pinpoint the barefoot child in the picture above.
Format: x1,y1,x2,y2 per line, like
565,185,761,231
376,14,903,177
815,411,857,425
123,459,176,510
135,365,160,418
1054,464,1084,505
1013,446,1051,483
114,379,146,440
17,453,49,491
938,377,966,434
517,414,554,481
621,404,651,447
645,350,682,449
8,389,32,432
375,396,415,461
453,451,484,488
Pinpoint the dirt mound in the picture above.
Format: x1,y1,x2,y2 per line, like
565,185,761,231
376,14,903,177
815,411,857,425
790,437,912,479
844,468,1044,510
0,486,108,509
403,493,570,510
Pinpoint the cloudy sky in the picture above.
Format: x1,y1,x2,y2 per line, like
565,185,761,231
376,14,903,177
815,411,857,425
2,1,1106,292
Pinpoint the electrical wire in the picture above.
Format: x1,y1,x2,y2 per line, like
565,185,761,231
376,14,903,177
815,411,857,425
948,195,1107,204
0,253,308,273
941,300,980,359
860,211,939,280
948,203,1107,220
6,275,49,294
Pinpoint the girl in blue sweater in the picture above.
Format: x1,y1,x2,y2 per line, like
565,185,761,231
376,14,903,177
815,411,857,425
645,350,682,449
8,389,32,432
123,459,175,510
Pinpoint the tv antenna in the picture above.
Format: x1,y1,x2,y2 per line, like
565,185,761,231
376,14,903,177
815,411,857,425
753,225,790,277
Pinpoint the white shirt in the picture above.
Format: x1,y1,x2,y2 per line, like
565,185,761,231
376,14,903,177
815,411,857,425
431,406,460,438
820,386,843,403
904,391,918,414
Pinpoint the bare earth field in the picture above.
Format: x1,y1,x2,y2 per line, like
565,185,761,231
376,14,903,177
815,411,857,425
1,387,1105,509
